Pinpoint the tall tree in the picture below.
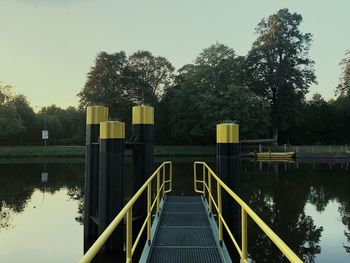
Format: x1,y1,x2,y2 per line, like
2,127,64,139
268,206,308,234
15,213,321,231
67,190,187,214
166,44,269,144
128,50,174,105
0,84,25,143
336,50,350,96
7,95,37,145
245,9,316,142
78,51,132,121
78,50,174,131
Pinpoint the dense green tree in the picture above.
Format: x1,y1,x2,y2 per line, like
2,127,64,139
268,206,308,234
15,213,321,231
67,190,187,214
336,50,350,96
78,51,132,122
245,9,316,142
331,95,350,144
127,51,175,143
166,44,270,144
128,50,174,104
0,106,24,140
37,105,85,145
0,84,25,143
297,94,335,144
78,50,175,132
8,95,37,145
165,65,203,144
195,43,244,91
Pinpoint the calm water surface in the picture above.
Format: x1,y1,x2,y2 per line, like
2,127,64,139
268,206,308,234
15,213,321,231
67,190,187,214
0,157,349,262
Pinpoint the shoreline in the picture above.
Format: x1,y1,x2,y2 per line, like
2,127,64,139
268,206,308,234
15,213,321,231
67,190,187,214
0,145,349,158
0,145,216,158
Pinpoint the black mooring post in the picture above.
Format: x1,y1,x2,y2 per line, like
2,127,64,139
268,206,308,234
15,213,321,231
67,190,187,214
131,105,154,221
84,106,108,241
216,123,240,259
99,121,125,253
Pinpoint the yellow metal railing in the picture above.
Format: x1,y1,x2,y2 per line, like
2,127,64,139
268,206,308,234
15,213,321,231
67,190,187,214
79,161,173,263
194,161,303,263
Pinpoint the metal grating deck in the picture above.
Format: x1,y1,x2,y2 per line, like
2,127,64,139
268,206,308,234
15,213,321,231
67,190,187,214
146,196,226,263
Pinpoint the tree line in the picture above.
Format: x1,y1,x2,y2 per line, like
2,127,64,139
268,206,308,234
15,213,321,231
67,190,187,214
0,84,84,145
1,9,350,146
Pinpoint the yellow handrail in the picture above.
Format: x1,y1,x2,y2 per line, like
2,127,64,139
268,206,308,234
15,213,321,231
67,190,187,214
193,161,303,263
79,161,173,263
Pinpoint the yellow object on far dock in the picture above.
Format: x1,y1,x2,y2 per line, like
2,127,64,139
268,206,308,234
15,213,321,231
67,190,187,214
256,152,295,160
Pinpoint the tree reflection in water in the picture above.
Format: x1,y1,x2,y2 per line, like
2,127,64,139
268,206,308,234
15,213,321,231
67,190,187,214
1,159,350,262
0,160,85,229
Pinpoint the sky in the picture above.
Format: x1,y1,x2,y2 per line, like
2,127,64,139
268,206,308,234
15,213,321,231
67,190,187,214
0,0,349,108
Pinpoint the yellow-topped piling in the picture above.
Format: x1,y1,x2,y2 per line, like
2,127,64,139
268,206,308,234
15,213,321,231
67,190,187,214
216,123,239,143
100,121,125,139
86,106,108,125
132,106,154,125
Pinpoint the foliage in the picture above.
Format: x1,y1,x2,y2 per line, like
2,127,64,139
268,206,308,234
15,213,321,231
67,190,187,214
336,50,350,96
245,9,316,139
298,94,335,145
128,50,175,104
0,84,25,140
1,8,350,146
78,51,132,122
37,105,85,145
7,94,37,144
166,44,270,144
78,50,175,128
0,82,85,145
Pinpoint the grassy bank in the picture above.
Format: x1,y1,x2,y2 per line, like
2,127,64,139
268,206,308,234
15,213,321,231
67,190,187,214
254,145,350,153
1,145,348,158
0,145,216,158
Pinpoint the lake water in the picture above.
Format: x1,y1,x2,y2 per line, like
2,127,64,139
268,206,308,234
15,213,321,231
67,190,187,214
0,157,349,262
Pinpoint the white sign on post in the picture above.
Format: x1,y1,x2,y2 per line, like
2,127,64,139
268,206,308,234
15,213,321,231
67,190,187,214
42,130,49,140
41,172,48,183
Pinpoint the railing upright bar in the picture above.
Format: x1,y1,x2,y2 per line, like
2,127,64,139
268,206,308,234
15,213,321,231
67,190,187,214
147,184,151,244
162,165,165,196
194,163,198,193
217,183,223,243
208,170,212,215
202,165,206,197
241,208,248,263
156,171,160,213
170,162,173,192
126,209,133,263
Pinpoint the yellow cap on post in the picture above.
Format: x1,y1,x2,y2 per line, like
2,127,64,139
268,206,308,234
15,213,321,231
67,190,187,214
100,121,125,139
216,123,239,143
132,106,154,125
86,106,108,125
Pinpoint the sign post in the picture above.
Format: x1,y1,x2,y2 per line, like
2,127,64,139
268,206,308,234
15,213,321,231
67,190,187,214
42,130,48,147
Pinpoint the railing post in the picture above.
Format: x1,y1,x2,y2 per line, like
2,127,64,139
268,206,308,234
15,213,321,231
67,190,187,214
169,163,173,192
126,209,133,263
208,171,212,215
162,165,165,196
241,208,248,263
203,165,206,198
217,184,223,244
157,170,160,213
147,184,151,245
194,163,197,192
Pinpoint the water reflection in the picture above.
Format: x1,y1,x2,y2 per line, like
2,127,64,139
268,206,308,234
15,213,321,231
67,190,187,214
242,160,350,262
0,158,350,262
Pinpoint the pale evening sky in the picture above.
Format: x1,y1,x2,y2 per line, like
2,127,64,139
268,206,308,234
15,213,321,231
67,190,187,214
0,0,349,108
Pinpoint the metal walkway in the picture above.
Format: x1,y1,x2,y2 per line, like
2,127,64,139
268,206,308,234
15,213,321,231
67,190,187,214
79,161,303,263
144,196,230,263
